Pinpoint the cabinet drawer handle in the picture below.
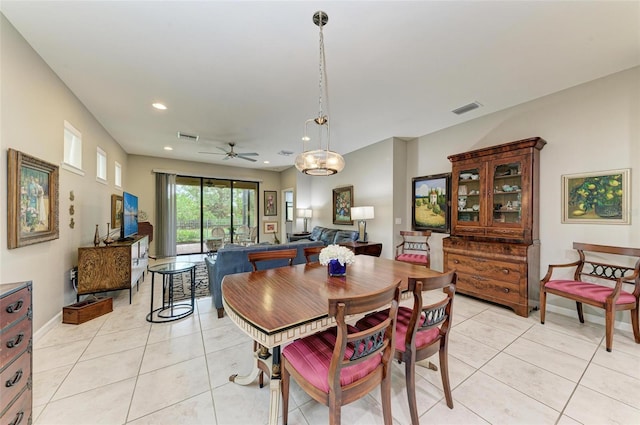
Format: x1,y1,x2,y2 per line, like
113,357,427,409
6,332,25,349
9,410,24,425
6,299,24,314
5,369,23,387
502,269,510,274
503,288,510,293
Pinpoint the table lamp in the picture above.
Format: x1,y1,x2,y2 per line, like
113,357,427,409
350,206,374,243
297,208,313,233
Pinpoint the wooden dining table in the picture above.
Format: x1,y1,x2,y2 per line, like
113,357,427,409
222,255,443,425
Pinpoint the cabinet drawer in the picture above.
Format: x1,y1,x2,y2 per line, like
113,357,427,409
485,227,525,240
453,226,486,237
0,348,31,410
1,287,31,329
447,254,521,284
0,384,31,425
456,273,521,303
0,316,32,365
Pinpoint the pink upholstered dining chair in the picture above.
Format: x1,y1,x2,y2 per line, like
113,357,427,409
356,271,457,425
281,283,401,425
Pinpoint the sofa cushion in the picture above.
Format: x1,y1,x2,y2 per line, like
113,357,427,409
319,229,338,245
333,230,359,244
309,226,324,241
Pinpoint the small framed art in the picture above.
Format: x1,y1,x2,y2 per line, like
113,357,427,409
332,186,353,225
264,191,277,216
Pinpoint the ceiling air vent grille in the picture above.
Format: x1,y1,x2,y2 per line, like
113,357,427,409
177,131,199,142
452,101,482,115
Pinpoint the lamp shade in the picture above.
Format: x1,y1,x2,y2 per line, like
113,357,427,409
297,208,313,218
351,206,374,220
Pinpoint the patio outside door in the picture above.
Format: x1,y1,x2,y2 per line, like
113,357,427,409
175,176,258,255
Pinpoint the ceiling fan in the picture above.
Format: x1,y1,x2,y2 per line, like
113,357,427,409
198,142,259,162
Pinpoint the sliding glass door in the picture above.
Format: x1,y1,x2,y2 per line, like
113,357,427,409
176,176,258,255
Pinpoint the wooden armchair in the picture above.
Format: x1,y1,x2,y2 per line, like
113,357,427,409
540,242,640,352
205,226,226,255
247,248,297,271
395,231,431,267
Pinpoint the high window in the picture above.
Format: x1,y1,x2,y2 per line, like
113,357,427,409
63,120,84,175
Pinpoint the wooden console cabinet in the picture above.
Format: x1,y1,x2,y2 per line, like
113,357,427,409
443,137,546,316
339,241,383,257
1,281,32,425
77,235,148,303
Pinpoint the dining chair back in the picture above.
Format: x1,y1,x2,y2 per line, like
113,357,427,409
247,248,298,271
356,271,457,424
303,246,324,264
395,230,431,267
281,283,400,425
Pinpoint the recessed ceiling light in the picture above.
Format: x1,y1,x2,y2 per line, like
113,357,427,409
164,146,173,151
263,160,270,164
152,103,167,110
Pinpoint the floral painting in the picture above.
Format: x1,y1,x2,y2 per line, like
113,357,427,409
332,186,353,225
562,169,630,224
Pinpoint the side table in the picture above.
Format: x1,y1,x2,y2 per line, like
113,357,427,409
339,241,383,257
146,262,196,323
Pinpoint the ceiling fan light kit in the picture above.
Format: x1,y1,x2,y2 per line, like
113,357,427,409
295,10,345,176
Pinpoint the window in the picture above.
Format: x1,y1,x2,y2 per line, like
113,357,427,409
62,120,84,175
114,161,122,188
96,147,107,183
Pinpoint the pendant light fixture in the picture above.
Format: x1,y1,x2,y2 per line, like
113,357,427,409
294,11,345,176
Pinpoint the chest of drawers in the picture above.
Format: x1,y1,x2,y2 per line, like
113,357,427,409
1,281,33,425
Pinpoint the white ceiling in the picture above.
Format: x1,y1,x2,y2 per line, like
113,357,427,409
2,1,639,171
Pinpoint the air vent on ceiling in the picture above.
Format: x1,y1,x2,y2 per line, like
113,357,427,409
177,131,199,142
452,101,482,115
278,150,294,156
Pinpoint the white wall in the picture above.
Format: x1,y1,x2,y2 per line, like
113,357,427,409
406,66,640,324
1,15,129,331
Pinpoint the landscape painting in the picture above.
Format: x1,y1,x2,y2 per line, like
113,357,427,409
412,173,450,233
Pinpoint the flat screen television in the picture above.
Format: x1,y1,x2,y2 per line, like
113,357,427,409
121,191,138,240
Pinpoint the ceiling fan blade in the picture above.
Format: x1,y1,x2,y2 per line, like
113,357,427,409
236,152,259,156
198,151,226,155
238,156,257,162
216,146,229,153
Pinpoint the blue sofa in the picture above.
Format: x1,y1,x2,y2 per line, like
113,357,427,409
205,240,324,318
288,226,360,245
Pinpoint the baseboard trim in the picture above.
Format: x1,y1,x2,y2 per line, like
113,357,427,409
34,311,62,343
545,304,632,333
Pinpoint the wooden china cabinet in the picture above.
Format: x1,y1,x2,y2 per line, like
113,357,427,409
443,137,546,317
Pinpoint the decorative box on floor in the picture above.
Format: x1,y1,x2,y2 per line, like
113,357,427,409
63,297,113,324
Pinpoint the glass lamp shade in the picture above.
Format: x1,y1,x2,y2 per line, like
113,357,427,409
294,149,345,176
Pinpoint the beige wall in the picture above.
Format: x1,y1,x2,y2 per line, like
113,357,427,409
1,15,129,331
406,66,640,324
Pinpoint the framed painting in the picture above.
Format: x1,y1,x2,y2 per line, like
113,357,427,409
333,186,353,225
412,173,451,233
562,168,630,224
7,148,60,249
111,194,123,230
264,221,278,234
264,190,277,216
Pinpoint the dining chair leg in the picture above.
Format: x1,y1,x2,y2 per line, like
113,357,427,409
381,372,393,425
281,360,290,425
605,306,615,352
539,289,547,324
439,345,454,409
328,395,340,425
631,307,640,343
404,355,419,425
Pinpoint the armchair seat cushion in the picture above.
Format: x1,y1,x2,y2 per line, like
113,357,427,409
282,326,382,393
545,280,636,304
396,253,428,265
356,307,439,352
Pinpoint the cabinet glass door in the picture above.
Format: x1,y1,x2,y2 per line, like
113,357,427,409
491,160,522,225
456,168,481,225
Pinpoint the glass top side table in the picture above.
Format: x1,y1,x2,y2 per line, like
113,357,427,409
146,262,196,323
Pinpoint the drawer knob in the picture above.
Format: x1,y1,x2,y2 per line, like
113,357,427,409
6,332,25,349
503,288,510,293
502,269,509,274
5,368,23,387
6,299,24,314
9,411,25,425
453,259,460,264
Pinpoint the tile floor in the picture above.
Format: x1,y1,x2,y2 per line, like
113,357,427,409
32,258,640,425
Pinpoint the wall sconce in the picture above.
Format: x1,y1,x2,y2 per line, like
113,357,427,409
297,208,313,233
350,206,374,243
